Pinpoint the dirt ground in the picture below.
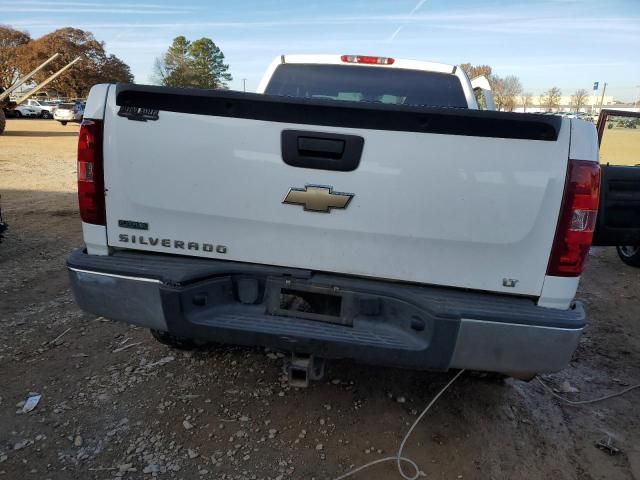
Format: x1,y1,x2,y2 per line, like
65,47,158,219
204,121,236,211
1,119,639,480
600,127,640,166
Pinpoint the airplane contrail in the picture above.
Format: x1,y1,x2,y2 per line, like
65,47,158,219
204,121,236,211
388,26,404,42
386,0,428,42
408,0,428,16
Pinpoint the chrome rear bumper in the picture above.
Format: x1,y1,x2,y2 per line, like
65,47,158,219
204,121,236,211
67,249,585,375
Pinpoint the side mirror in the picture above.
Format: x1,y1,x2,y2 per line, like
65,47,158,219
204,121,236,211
470,75,495,111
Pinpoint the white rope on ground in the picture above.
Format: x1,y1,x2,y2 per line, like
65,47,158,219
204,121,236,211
333,371,640,480
537,376,640,405
333,369,466,480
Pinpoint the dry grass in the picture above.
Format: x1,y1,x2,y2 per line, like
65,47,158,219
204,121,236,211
0,118,79,194
600,128,640,166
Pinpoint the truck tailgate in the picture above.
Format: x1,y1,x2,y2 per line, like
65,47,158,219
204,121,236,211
103,84,570,297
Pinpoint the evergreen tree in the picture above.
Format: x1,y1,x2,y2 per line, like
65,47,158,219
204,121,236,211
155,36,232,89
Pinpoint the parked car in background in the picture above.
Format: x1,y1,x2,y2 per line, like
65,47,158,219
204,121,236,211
25,99,56,118
54,102,84,125
594,109,640,268
12,105,39,118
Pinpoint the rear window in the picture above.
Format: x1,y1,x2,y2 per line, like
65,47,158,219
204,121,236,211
58,103,75,109
264,64,468,108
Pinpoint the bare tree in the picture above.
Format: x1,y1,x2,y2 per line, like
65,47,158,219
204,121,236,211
570,89,588,113
490,77,505,110
522,92,533,112
459,63,492,80
502,76,523,112
540,87,562,112
491,75,523,111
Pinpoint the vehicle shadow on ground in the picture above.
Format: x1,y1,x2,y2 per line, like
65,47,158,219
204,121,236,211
0,190,81,255
196,341,508,400
0,189,78,214
1,130,78,137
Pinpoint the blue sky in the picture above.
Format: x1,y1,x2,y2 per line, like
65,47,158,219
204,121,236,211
3,0,640,101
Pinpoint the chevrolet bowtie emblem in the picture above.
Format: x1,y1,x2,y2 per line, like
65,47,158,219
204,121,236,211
283,185,354,213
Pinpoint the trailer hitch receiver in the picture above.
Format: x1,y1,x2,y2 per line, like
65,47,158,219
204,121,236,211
288,353,325,388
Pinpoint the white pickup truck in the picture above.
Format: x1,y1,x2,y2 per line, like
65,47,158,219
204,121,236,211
67,54,636,379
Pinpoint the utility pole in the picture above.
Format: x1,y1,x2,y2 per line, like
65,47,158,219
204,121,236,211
598,82,607,114
242,78,247,92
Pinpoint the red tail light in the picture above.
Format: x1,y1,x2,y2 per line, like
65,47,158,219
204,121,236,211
547,160,601,277
341,55,395,65
77,119,105,225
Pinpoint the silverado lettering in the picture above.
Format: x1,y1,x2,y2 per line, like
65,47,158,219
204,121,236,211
118,234,226,253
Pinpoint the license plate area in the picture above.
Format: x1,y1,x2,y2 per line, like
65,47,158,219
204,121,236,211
266,278,350,326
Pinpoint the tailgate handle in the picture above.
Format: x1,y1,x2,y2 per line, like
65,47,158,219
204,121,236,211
281,130,364,172
298,137,345,158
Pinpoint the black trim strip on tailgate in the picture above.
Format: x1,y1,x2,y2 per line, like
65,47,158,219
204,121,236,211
115,83,561,141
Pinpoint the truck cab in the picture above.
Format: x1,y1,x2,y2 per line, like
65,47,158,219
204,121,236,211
257,54,479,109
